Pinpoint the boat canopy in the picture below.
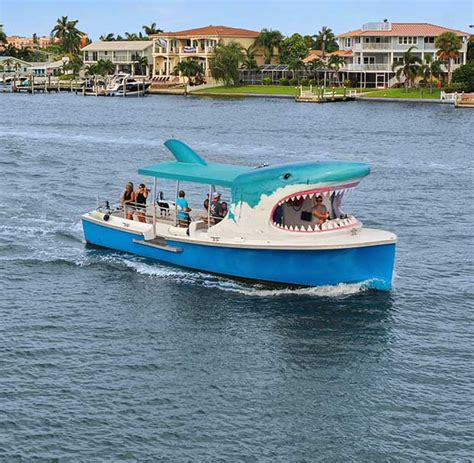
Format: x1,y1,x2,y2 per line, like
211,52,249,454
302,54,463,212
138,139,252,187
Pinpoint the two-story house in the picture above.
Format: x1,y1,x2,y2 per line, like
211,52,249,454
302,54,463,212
151,25,266,82
81,41,154,76
337,22,469,88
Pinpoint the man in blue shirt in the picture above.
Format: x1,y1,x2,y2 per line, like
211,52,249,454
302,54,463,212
176,190,192,226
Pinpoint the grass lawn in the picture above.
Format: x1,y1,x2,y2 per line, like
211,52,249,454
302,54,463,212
194,85,374,96
360,88,442,99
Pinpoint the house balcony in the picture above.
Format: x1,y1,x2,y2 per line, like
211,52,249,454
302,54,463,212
343,64,391,72
154,46,216,55
354,42,392,51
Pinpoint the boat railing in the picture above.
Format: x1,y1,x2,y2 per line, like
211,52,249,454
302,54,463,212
96,198,227,231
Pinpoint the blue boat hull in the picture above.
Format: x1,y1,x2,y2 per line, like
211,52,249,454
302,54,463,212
82,220,396,290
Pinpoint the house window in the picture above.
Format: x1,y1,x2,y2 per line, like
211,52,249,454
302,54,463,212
363,56,375,64
345,37,352,48
399,36,418,45
393,56,403,65
453,55,463,64
104,51,108,56
84,51,89,60
92,51,98,61
424,37,435,43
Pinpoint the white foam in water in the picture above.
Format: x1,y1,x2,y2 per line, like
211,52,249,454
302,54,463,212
99,254,369,298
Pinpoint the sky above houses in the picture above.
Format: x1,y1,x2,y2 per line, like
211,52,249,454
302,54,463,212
1,0,473,39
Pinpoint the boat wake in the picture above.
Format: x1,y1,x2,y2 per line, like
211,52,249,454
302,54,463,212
90,254,370,298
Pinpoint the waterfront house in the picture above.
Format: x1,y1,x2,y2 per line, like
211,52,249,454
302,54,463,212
81,41,153,76
0,56,32,75
336,22,469,87
151,25,268,82
6,35,58,49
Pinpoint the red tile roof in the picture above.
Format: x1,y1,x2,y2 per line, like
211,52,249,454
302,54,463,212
154,25,260,38
338,23,469,38
303,49,353,63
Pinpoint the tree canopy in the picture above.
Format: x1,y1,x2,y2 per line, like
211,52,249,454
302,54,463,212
312,26,339,57
51,16,84,54
435,31,462,83
209,41,244,86
279,33,309,70
256,29,283,64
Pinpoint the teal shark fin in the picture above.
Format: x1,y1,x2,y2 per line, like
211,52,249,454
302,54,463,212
164,139,207,166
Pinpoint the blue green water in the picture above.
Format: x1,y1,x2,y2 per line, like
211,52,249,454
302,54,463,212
0,93,473,460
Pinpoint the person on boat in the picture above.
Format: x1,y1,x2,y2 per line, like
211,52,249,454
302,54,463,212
312,195,330,228
221,201,228,217
136,183,149,223
176,190,192,227
121,182,135,220
210,192,223,224
203,193,210,212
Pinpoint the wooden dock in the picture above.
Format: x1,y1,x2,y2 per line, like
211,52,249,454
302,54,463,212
455,93,474,108
295,86,357,103
11,77,83,94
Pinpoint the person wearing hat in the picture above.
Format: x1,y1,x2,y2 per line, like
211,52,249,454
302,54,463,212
176,190,192,227
210,191,223,224
120,182,136,220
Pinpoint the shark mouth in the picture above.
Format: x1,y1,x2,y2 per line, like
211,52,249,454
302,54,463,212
270,182,360,233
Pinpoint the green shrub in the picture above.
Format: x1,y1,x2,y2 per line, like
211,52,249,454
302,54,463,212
308,79,315,85
59,74,78,81
262,77,272,85
289,77,299,86
300,79,309,86
279,77,289,86
343,79,351,87
452,62,474,92
444,82,466,93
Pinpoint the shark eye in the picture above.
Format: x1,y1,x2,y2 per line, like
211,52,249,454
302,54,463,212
283,173,292,180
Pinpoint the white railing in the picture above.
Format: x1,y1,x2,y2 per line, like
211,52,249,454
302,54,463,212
361,42,391,50
343,64,391,71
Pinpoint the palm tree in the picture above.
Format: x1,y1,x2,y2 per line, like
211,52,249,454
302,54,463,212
132,55,149,76
173,60,204,92
99,33,116,41
97,59,115,76
313,26,337,60
419,54,442,92
256,29,284,64
3,58,13,72
85,63,98,76
143,23,163,36
125,32,137,41
242,44,258,70
0,30,6,45
392,46,422,90
51,16,84,53
327,55,346,71
209,41,244,86
435,31,462,83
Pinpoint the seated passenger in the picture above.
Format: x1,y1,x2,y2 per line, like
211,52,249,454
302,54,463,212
136,183,149,223
221,201,228,217
312,195,330,228
209,192,223,224
121,182,135,220
176,190,192,227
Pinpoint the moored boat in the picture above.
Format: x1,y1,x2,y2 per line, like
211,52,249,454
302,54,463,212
82,140,397,289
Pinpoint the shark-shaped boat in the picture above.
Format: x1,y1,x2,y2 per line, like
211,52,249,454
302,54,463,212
82,139,397,290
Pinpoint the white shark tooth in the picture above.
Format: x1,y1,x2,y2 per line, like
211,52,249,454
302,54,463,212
284,225,289,230
289,225,294,231
296,195,301,200
302,194,307,199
